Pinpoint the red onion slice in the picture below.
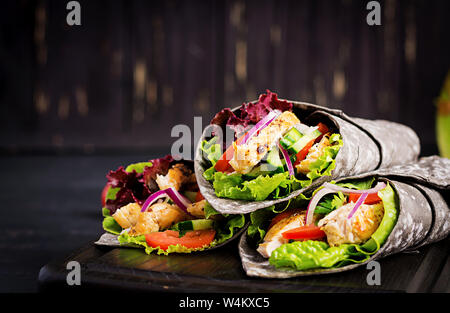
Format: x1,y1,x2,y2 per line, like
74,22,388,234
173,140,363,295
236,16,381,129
347,192,369,219
278,144,295,177
241,110,281,145
141,187,193,216
141,189,170,212
304,181,386,225
304,187,336,225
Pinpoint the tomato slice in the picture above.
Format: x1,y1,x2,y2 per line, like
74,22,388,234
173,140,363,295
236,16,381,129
214,132,248,172
314,122,330,143
281,225,326,240
214,145,235,172
101,183,110,207
293,139,315,165
348,193,382,205
268,208,304,230
145,229,216,250
195,191,205,202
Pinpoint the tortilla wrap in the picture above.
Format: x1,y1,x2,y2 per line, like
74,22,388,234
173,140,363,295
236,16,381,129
195,100,420,215
95,159,248,253
238,156,449,278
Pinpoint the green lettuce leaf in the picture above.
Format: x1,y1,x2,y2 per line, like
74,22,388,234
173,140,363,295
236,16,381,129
102,206,123,235
336,177,376,191
269,241,373,270
314,192,346,215
214,213,246,245
204,201,222,219
102,216,122,235
102,187,124,235
125,162,153,173
213,171,292,201
360,183,398,252
247,205,276,243
201,136,222,165
200,137,221,180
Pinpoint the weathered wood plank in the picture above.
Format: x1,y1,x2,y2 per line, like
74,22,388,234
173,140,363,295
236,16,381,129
1,0,449,156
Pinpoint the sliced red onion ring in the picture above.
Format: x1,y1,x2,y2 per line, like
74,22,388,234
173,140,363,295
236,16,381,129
241,110,281,145
347,192,369,219
322,182,386,194
140,189,169,212
141,187,193,217
304,181,386,225
305,187,336,225
278,144,295,178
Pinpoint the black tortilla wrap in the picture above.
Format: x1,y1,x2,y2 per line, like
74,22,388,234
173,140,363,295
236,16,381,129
195,100,420,215
238,156,450,278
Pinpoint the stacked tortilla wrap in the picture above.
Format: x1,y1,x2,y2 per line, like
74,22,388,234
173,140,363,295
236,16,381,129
238,156,450,278
195,92,420,215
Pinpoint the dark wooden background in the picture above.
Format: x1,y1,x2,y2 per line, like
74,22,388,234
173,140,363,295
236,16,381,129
1,0,449,156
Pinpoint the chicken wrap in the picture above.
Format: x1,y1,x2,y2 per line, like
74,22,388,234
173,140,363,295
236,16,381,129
195,90,420,215
96,155,247,255
239,156,450,277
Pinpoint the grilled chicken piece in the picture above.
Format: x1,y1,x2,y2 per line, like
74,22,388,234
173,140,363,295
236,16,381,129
187,199,207,218
128,202,190,236
128,211,159,236
229,111,300,174
155,163,193,191
149,202,189,230
112,202,142,229
296,135,331,175
257,210,318,258
318,202,384,246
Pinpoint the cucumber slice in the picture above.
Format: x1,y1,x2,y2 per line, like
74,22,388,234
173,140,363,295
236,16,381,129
287,129,322,154
244,148,284,178
174,219,214,233
279,127,303,149
266,148,284,172
245,163,282,178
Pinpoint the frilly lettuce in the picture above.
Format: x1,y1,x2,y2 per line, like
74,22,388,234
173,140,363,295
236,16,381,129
102,196,122,235
213,171,292,201
102,212,122,235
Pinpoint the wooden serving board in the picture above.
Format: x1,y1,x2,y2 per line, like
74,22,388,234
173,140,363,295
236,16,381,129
38,237,449,293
